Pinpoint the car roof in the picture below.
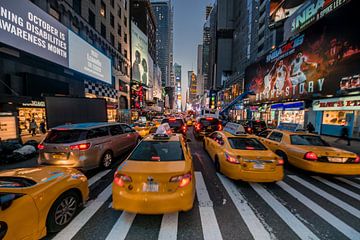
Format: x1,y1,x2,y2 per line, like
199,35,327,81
222,131,251,138
52,122,121,130
270,129,316,136
144,133,182,142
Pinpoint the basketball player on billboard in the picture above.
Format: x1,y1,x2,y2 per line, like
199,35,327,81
274,60,289,93
290,52,318,93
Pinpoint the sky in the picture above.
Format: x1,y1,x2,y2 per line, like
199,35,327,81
173,0,214,109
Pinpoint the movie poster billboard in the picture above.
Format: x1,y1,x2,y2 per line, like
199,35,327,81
131,22,149,86
270,0,306,24
245,0,359,104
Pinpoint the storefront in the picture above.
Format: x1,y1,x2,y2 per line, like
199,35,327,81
270,102,305,127
18,101,46,135
313,96,360,139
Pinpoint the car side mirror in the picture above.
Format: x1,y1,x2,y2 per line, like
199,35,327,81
0,193,16,211
186,138,192,143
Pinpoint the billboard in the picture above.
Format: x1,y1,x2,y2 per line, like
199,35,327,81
131,22,149,86
245,1,360,104
0,0,111,84
270,0,306,24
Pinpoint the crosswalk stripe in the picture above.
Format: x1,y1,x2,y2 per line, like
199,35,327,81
53,184,113,240
277,181,360,239
105,211,136,240
217,174,272,240
250,183,319,240
289,175,360,219
88,169,112,187
158,212,178,240
312,176,360,201
195,171,223,240
335,177,360,190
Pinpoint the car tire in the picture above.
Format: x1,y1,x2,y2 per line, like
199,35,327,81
100,151,113,169
214,156,221,173
46,190,80,233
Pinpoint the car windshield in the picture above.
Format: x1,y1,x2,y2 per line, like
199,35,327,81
200,118,219,126
0,177,37,188
44,129,88,144
162,119,183,128
128,141,184,161
228,138,267,150
290,135,330,146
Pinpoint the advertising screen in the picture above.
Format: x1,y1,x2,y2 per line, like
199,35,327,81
0,0,112,85
131,22,149,86
68,31,112,84
245,0,360,104
270,0,306,24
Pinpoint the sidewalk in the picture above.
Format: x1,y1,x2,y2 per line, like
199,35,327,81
321,135,360,155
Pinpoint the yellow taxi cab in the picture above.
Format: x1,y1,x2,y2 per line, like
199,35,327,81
131,121,157,138
152,117,164,127
257,124,360,175
112,123,195,214
203,123,284,182
0,166,88,240
186,118,193,126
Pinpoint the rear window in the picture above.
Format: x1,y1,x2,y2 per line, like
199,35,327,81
44,130,87,144
252,121,266,128
199,118,219,126
0,177,36,188
131,123,147,128
290,135,330,146
128,141,184,161
162,119,183,127
228,138,267,150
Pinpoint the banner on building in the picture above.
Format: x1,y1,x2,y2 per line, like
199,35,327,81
131,22,149,86
245,1,359,104
270,0,306,24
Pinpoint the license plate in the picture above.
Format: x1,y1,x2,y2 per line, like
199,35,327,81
52,153,65,159
328,157,347,163
253,163,265,169
142,182,159,192
207,126,212,130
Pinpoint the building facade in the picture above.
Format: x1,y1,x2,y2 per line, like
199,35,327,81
174,63,181,110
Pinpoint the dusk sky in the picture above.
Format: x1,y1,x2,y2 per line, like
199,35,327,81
173,0,214,107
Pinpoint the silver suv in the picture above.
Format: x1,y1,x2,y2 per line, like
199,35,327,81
38,122,140,170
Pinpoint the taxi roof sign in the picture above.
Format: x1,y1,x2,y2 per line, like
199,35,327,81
153,123,171,139
223,122,246,136
277,122,303,132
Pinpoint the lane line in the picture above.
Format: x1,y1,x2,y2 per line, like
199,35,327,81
289,176,360,218
217,174,272,240
250,183,319,240
88,169,112,187
158,212,179,240
105,211,136,240
311,176,360,201
53,184,113,240
277,181,360,239
195,171,223,240
335,177,360,190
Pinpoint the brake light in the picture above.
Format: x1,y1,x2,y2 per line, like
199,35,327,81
195,123,201,131
182,125,187,132
354,155,360,163
169,118,176,121
225,152,240,164
70,143,91,151
206,117,213,120
218,124,223,131
304,152,318,161
169,172,192,188
151,156,161,161
247,127,252,132
277,159,284,165
114,173,132,187
38,144,45,150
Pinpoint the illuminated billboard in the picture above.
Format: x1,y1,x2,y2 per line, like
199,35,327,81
131,22,149,86
270,0,306,24
0,0,111,84
245,1,360,104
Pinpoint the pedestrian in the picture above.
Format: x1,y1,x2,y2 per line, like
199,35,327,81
335,123,351,146
30,119,37,136
307,122,315,133
40,121,46,134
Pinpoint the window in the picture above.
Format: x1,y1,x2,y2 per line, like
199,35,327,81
124,49,127,58
44,130,87,143
258,130,271,138
100,1,106,17
322,111,352,126
268,132,283,142
101,23,106,38
121,124,133,133
117,42,122,52
87,127,109,139
0,177,36,188
117,24,122,36
161,119,183,128
117,6,121,18
228,138,267,150
91,0,95,4
110,0,114,8
124,33,127,43
124,16,127,27
88,9,95,28
110,33,114,45
109,125,123,136
290,135,330,146
73,0,81,15
128,141,184,161
124,0,127,10
215,134,224,145
110,13,114,27
199,118,219,127
49,6,60,20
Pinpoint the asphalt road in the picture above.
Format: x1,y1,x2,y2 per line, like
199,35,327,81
3,129,360,240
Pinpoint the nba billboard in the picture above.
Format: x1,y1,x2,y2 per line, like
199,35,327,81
131,22,149,86
245,0,360,103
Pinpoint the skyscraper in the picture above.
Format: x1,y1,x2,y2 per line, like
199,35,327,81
174,63,182,110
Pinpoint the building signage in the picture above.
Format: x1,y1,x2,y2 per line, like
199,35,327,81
22,100,45,107
0,116,17,140
245,1,359,104
270,0,306,24
0,0,111,84
313,96,360,111
131,22,149,86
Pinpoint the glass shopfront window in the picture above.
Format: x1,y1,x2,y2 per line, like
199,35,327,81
322,111,353,125
279,110,305,127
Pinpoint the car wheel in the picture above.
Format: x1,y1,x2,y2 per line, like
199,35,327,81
101,151,113,169
46,191,80,233
214,156,220,173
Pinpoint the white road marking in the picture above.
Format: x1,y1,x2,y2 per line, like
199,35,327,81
335,177,360,190
250,183,319,240
277,181,360,239
217,174,272,240
105,211,136,240
312,176,360,201
108,201,112,208
88,169,112,187
195,171,223,240
53,184,113,240
158,212,178,240
290,176,360,218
